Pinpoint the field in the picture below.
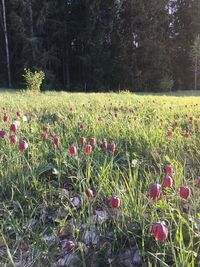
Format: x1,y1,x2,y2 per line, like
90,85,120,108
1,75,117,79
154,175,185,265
0,91,199,267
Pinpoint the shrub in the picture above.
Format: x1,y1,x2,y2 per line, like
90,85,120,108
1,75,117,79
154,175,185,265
23,68,45,93
159,76,174,92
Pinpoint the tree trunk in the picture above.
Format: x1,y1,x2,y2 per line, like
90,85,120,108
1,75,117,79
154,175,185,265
130,0,134,89
28,0,35,67
66,47,70,91
1,0,12,87
194,55,197,90
63,18,70,91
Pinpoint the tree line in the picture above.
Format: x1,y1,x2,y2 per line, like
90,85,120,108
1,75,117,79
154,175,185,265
0,0,200,91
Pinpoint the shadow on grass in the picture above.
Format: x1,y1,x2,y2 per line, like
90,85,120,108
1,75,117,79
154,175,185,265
135,90,200,97
1,88,200,96
0,88,21,93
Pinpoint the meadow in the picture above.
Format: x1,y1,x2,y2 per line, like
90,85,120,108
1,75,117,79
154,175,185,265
0,91,199,267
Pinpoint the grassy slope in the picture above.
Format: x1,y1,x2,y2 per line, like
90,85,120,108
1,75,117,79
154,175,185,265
0,91,199,266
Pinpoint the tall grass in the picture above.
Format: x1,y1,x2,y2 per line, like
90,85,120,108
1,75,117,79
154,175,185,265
0,91,199,266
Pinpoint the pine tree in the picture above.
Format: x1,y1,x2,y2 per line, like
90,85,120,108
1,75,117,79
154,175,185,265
135,0,172,91
172,0,200,89
112,0,172,91
1,0,199,92
190,35,200,90
0,0,12,87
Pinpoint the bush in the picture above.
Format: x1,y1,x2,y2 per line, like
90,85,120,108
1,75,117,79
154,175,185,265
23,68,45,93
159,76,174,92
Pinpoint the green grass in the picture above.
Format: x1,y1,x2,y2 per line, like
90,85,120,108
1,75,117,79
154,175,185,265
0,91,199,266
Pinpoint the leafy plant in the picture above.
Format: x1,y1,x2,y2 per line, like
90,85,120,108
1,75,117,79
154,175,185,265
23,68,45,93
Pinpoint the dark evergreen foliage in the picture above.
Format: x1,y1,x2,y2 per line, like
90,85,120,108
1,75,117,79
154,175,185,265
0,0,199,91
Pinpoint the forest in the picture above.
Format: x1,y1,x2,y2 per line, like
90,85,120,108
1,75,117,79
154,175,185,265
0,0,200,91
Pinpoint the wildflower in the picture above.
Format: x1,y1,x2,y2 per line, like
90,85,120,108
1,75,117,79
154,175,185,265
80,137,86,144
150,183,161,200
109,196,120,208
86,188,93,199
10,135,17,143
69,146,77,156
110,143,116,154
19,140,28,151
89,137,96,145
0,130,6,138
164,165,173,176
10,123,17,133
152,221,168,241
63,240,75,252
85,145,92,154
180,186,190,200
42,133,48,140
163,176,173,188
54,137,59,146
102,140,107,152
3,113,9,122
167,131,173,137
